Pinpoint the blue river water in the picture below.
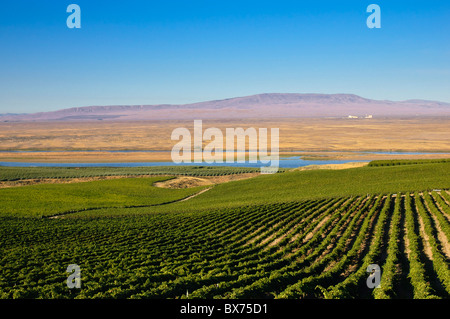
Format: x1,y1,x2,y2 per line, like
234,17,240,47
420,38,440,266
0,152,448,168
0,157,369,169
0,159,377,169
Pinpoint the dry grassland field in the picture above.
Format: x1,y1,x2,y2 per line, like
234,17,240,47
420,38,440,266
0,117,449,162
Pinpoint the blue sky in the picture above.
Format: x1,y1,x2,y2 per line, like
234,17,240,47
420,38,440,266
0,0,449,113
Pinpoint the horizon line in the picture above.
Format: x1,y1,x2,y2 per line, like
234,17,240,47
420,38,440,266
3,92,450,115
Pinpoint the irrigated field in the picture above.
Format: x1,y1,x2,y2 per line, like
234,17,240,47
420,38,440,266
0,191,449,299
0,161,449,299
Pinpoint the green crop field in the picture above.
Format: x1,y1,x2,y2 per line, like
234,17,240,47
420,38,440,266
0,177,207,218
368,158,450,167
0,161,449,299
0,166,266,181
152,161,450,213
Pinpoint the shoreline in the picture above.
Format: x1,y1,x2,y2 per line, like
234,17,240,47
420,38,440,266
0,150,449,163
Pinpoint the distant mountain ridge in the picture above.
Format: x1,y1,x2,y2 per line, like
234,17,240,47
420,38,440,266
1,93,449,121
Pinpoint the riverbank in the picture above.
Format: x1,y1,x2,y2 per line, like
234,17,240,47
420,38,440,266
0,150,449,164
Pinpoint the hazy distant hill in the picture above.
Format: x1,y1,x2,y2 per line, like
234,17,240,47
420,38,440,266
1,93,449,121
0,113,26,117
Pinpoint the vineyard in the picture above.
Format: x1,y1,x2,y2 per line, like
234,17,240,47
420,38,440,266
1,190,449,299
0,166,267,181
368,158,450,167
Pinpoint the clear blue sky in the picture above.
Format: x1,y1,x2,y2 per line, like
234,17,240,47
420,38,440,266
0,0,449,113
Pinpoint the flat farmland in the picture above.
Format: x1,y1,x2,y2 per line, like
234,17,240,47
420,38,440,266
0,117,449,162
